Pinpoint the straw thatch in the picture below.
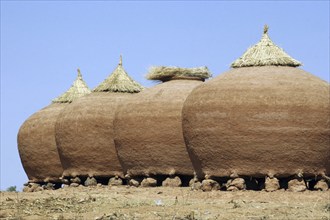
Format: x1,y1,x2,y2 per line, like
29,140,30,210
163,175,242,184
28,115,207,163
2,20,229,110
146,66,211,82
18,71,91,183
231,25,302,68
114,67,210,177
56,57,143,179
182,27,329,179
52,69,91,103
93,56,144,93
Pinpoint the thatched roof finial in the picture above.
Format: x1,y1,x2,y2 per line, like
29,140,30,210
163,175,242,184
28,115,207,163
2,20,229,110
52,69,91,103
93,57,143,93
231,25,302,68
119,55,123,66
77,68,82,78
263,24,269,34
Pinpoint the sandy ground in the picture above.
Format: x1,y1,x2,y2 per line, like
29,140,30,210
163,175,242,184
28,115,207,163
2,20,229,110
0,186,329,220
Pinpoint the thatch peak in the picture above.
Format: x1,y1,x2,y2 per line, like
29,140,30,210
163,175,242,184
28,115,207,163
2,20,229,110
231,25,302,68
146,66,212,82
93,56,144,93
52,69,91,103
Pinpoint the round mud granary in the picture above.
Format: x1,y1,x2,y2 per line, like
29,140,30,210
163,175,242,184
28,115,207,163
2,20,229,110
114,66,211,178
17,70,91,183
56,56,143,179
182,26,330,179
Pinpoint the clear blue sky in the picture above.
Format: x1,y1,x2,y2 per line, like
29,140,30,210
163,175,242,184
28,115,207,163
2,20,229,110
1,1,329,191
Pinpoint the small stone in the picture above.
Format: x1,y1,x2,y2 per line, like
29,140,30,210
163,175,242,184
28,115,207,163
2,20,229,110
23,186,32,192
44,182,55,190
201,179,220,191
162,176,182,187
70,177,81,184
226,178,246,191
189,177,202,190
70,183,80,187
62,184,69,188
141,177,157,187
34,186,44,192
129,179,140,187
29,183,41,192
288,178,306,192
314,179,329,191
268,172,275,178
84,177,97,187
191,182,202,190
230,173,239,179
169,169,176,176
189,178,196,186
61,178,70,185
108,176,123,186
265,177,280,192
189,173,202,190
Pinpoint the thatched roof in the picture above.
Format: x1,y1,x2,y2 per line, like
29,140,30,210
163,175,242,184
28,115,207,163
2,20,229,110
146,66,212,82
231,25,302,68
93,56,144,93
52,69,91,103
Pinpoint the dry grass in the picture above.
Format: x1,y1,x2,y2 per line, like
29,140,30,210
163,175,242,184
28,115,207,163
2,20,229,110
1,187,329,220
52,69,91,103
231,25,302,68
93,57,143,93
146,66,212,82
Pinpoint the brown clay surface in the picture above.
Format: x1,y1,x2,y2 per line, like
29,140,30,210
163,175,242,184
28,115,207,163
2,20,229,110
183,66,330,178
1,187,329,219
17,103,67,183
56,92,135,178
114,79,203,177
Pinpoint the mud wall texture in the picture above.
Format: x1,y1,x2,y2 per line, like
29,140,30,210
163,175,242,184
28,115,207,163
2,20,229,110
56,92,133,178
182,66,330,179
18,103,67,183
114,79,203,177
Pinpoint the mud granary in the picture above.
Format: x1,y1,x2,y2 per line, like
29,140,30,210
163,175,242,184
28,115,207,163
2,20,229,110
18,26,330,192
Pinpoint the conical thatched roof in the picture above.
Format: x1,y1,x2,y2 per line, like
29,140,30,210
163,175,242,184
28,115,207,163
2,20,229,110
146,66,212,82
93,56,144,93
231,25,302,68
52,69,91,103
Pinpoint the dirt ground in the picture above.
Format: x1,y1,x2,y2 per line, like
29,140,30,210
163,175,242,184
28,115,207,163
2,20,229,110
0,186,329,220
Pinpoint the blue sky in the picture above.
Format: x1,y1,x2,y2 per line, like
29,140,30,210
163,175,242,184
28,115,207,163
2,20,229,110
1,1,329,191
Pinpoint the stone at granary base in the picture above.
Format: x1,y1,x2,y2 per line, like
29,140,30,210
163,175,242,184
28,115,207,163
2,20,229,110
226,178,246,191
61,178,70,185
189,178,202,190
23,183,42,192
23,186,31,192
162,176,182,187
70,183,80,187
314,179,329,191
129,179,140,187
70,177,81,184
141,177,157,187
84,177,97,187
34,186,44,192
288,178,306,192
201,179,220,191
108,176,123,186
265,177,280,192
43,182,55,190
